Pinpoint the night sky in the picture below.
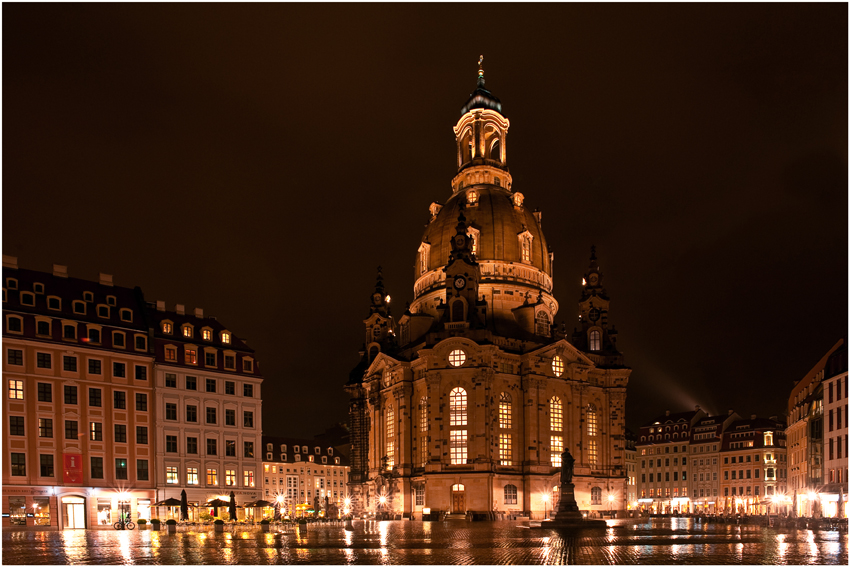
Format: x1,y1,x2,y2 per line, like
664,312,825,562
4,4,847,437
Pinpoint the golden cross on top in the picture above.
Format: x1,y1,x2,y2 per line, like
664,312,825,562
478,55,484,77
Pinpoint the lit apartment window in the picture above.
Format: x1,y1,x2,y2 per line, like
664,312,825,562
162,322,173,334
221,332,231,344
187,467,199,485
9,379,24,400
207,468,218,485
165,346,177,361
185,348,198,365
166,467,178,484
202,329,212,341
182,325,193,338
244,470,255,487
226,470,236,486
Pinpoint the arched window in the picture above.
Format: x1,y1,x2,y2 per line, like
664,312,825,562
499,392,512,429
450,388,467,426
589,330,601,351
461,131,473,163
419,396,429,467
499,392,512,465
386,404,395,469
467,227,479,255
467,190,478,205
586,405,597,437
490,139,501,161
550,396,563,467
550,397,563,431
535,311,550,336
450,388,468,465
591,487,602,505
451,300,465,322
504,484,517,505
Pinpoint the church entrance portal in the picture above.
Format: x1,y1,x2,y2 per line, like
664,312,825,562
451,484,465,513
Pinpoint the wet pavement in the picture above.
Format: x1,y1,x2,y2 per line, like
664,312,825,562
1,518,847,565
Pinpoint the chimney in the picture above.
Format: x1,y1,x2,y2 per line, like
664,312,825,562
665,410,670,417
99,273,113,287
2,255,18,269
53,264,68,278
194,308,204,318
175,304,185,315
156,301,165,312
728,409,734,415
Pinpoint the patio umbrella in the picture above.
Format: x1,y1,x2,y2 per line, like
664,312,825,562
274,501,281,521
153,497,182,507
229,491,238,520
180,490,189,521
206,498,229,517
838,490,844,519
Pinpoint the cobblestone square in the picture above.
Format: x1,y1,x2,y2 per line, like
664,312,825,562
2,519,847,565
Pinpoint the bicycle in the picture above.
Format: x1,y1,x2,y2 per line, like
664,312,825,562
113,520,136,530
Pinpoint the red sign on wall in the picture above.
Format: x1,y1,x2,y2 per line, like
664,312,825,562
63,454,83,485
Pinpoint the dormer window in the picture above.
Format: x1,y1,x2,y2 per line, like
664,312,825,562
328,448,333,456
34,283,44,294
162,321,173,334
73,301,86,314
243,358,254,373
417,243,431,275
293,446,300,453
266,443,273,452
119,309,133,322
281,444,287,452
334,457,340,464
518,231,533,263
47,296,61,310
182,325,193,338
221,331,231,344
6,278,17,289
97,305,109,318
83,291,93,302
106,296,116,306
202,328,212,341
513,192,524,207
315,447,321,455
308,455,314,462
21,292,35,306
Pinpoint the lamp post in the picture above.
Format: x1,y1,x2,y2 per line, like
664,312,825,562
608,493,614,516
542,493,549,520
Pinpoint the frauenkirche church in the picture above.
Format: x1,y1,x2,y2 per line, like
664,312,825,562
345,61,631,520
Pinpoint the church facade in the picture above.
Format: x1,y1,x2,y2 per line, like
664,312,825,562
345,65,631,520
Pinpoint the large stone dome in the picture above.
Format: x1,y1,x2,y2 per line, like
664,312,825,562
416,186,551,280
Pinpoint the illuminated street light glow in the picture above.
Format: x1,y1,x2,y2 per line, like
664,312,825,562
379,495,387,504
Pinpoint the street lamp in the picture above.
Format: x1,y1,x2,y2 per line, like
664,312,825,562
542,493,549,520
608,493,615,514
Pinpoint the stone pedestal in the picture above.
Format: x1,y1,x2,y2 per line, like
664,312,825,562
534,481,606,530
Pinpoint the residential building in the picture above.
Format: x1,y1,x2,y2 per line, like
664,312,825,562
821,342,848,518
345,66,631,520
2,258,156,529
261,437,350,518
149,302,263,517
787,339,844,517
689,411,740,514
718,416,787,515
625,429,637,511
635,408,705,514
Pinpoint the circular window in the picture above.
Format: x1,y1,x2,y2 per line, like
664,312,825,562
448,349,467,367
552,355,564,377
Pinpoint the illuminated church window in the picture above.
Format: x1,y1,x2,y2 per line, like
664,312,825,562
552,355,564,377
499,392,512,429
467,190,478,205
448,349,466,367
536,311,550,336
589,330,601,351
450,388,467,426
386,405,395,469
